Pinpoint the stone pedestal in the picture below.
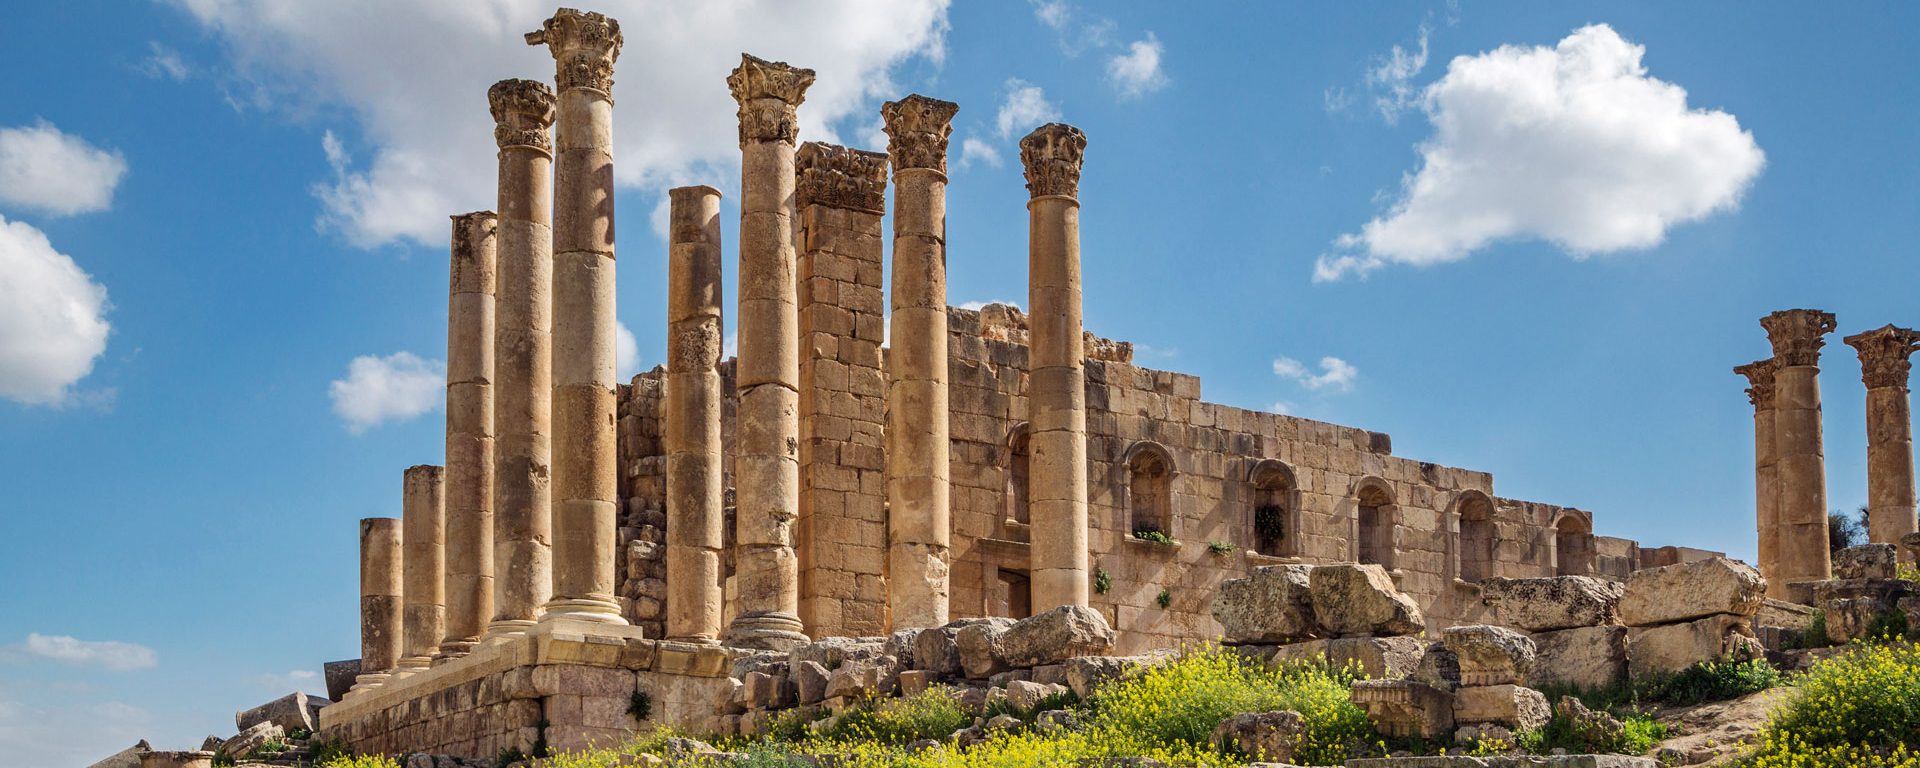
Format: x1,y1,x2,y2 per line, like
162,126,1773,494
1735,359,1782,597
353,518,403,694
1762,309,1838,587
485,79,557,641
1021,123,1090,611
529,8,627,625
440,212,497,662
665,185,726,643
724,54,815,650
396,465,446,677
882,95,959,629
1846,325,1920,562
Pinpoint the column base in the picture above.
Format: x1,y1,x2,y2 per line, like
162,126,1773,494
540,597,628,625
348,672,390,697
724,614,809,651
482,618,537,645
389,656,432,680
431,639,478,665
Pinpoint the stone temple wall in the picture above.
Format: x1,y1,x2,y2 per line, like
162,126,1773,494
616,305,1715,655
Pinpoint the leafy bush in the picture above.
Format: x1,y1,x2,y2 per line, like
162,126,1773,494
1516,705,1667,755
1207,541,1235,555
1638,658,1783,707
1156,589,1172,609
305,737,350,766
1093,567,1112,594
818,686,975,745
628,689,653,721
318,755,401,768
1131,526,1175,545
1737,641,1920,766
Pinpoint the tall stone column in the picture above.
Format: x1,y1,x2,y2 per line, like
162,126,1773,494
1735,359,1782,597
485,79,556,640
1846,325,1920,561
395,465,445,677
725,54,814,650
882,95,958,629
665,185,726,643
1762,308,1838,587
352,518,402,694
1021,123,1090,611
440,212,496,662
529,8,626,625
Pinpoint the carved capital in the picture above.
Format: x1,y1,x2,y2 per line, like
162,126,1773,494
1733,359,1778,409
1845,324,1920,390
1760,309,1837,367
795,142,887,215
1020,123,1087,199
881,94,958,174
526,9,623,94
728,54,815,146
488,79,556,151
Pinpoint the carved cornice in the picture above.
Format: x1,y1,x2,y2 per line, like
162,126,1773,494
881,94,958,174
1760,309,1837,367
728,54,815,146
1733,359,1778,409
1020,122,1086,199
526,9,623,94
795,142,887,215
1845,324,1920,390
488,79,556,151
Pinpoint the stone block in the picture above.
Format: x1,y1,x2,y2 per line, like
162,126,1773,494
792,660,830,705
1529,625,1627,690
1212,564,1322,644
824,661,895,700
1627,614,1763,678
1309,564,1424,637
1210,710,1306,763
1618,558,1765,626
1442,625,1536,686
1350,679,1454,738
1005,679,1068,710
218,721,283,760
1478,576,1623,631
1814,578,1917,643
897,669,932,698
1834,543,1899,580
235,691,330,734
1065,654,1159,699
323,659,361,702
999,605,1115,668
956,620,1013,679
1452,684,1548,730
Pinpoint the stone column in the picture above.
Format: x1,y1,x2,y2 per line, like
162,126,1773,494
395,465,445,677
529,8,626,625
665,185,726,643
1021,123,1090,611
725,54,814,650
1762,308,1838,587
439,212,496,662
1846,325,1920,561
485,78,556,640
1735,359,1782,597
352,518,402,694
882,95,958,629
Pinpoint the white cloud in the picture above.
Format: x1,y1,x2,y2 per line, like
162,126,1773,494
0,215,111,406
956,299,1020,311
0,121,128,217
1027,0,1113,56
1032,0,1070,30
328,351,444,433
1106,33,1168,99
1273,356,1358,392
1316,24,1764,281
1366,24,1429,122
616,321,641,381
171,0,951,248
19,634,156,672
1267,401,1294,415
0,692,152,768
957,136,1001,169
994,79,1060,140
140,42,190,81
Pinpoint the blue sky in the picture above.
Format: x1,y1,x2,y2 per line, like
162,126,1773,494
1,1,1915,763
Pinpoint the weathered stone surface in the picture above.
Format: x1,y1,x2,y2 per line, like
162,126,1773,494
1627,614,1763,678
1210,710,1305,762
1350,679,1455,738
823,660,894,700
1442,625,1536,686
219,721,284,760
1478,576,1623,631
236,691,330,734
1834,544,1899,580
792,659,831,704
1619,558,1765,626
789,636,887,671
1006,679,1068,710
138,752,214,768
88,740,150,768
324,659,361,702
1452,684,1549,730
1755,599,1818,631
999,605,1115,668
1065,654,1159,699
897,669,932,697
1309,564,1424,636
1814,578,1917,643
1411,641,1461,691
1262,636,1427,680
956,619,1014,678
1905,532,1920,563
1555,697,1625,749
1528,625,1627,690
916,618,1006,678
1212,565,1321,643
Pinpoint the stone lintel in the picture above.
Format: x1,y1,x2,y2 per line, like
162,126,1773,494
1760,308,1837,367
881,94,959,174
1020,122,1087,199
796,142,888,214
728,54,815,146
488,79,556,151
1845,324,1920,389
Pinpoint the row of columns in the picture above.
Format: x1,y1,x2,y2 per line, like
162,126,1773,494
1739,309,1919,598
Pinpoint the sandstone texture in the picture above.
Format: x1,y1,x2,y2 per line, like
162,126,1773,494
1833,543,1899,580
1212,564,1320,643
1442,625,1535,686
1618,558,1765,627
1210,710,1305,763
1309,564,1424,637
1627,614,1764,678
1478,576,1622,631
1528,625,1627,690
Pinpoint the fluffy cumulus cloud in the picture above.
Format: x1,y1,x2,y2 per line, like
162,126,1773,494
0,121,128,217
1316,24,1765,281
328,351,445,433
0,216,112,406
1273,356,1358,392
957,136,1001,169
1106,33,1168,98
169,0,950,248
994,79,1060,140
616,321,641,380
18,634,156,672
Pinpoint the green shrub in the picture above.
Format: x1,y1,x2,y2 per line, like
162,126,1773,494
1156,589,1172,609
1516,703,1667,755
305,737,350,766
1131,527,1175,545
1093,567,1112,594
627,690,653,721
1207,541,1234,555
818,686,975,745
1637,657,1783,706
1739,640,1920,766
318,755,401,768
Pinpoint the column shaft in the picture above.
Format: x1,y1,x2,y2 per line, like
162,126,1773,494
353,518,402,694
397,465,445,675
665,185,726,643
1021,123,1090,611
530,8,626,624
1847,325,1920,561
1736,360,1781,598
1762,309,1838,587
440,212,496,662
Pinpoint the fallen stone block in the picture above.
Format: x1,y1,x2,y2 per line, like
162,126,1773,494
1529,625,1627,690
1310,564,1425,637
792,659,830,705
1834,543,1899,580
236,690,329,734
1814,578,1917,644
1442,625,1535,686
896,669,932,698
87,740,150,768
789,636,888,672
1212,564,1322,644
1619,558,1765,627
1262,635,1426,680
138,752,214,768
1627,614,1763,678
322,659,360,703
1478,576,1623,631
1452,684,1549,730
1350,679,1454,738
1210,709,1305,763
1005,679,1067,711
1064,653,1160,699
1411,641,1461,691
999,605,1115,668
956,620,1013,679
218,720,283,760
823,660,894,701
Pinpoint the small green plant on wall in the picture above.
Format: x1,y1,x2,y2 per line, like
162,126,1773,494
1094,566,1112,594
1131,521,1175,545
1156,588,1172,609
1207,540,1234,555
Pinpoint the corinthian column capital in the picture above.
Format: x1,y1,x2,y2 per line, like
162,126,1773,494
728,54,815,146
526,8,623,93
488,79,556,151
1734,359,1779,409
881,94,958,175
1846,324,1920,390
796,142,887,214
1760,309,1838,367
1020,123,1087,199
